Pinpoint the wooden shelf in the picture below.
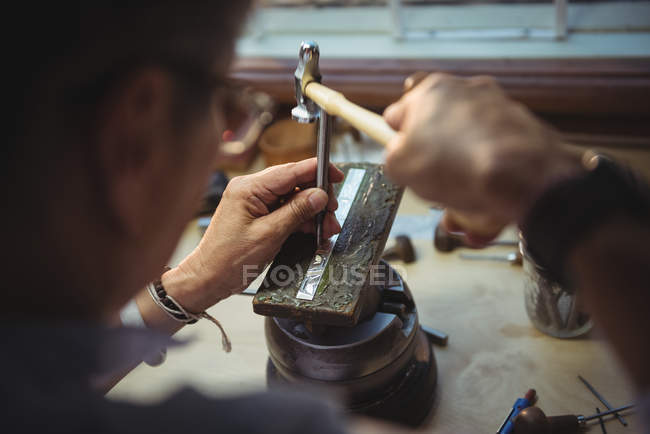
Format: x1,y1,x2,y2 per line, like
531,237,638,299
231,57,650,146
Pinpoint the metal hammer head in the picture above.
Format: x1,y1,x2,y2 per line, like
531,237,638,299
291,40,322,123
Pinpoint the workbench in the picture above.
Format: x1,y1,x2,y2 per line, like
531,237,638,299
108,189,640,433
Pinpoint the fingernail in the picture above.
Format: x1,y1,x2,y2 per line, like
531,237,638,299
308,189,328,212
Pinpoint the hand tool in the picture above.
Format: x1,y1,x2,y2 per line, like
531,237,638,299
460,251,523,266
497,389,537,434
595,407,607,434
291,40,502,238
291,42,330,243
434,222,518,252
512,404,635,434
577,374,627,426
292,41,395,145
382,234,416,263
315,106,331,243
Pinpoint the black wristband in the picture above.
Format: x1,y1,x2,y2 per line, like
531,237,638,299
152,267,198,324
520,153,650,290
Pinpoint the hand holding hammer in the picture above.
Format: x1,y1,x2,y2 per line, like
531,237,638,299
292,41,503,239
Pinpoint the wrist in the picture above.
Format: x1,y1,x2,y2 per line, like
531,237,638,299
161,257,228,313
137,264,234,353
521,150,649,288
516,145,585,223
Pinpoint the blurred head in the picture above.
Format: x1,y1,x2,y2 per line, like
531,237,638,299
3,2,252,320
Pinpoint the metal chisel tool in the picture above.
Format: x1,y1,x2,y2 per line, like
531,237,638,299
316,106,331,244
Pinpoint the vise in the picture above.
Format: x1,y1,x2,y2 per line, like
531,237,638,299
252,41,437,427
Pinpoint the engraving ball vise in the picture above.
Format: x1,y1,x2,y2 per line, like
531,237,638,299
252,41,437,427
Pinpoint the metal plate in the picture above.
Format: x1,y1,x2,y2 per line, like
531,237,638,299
296,168,366,300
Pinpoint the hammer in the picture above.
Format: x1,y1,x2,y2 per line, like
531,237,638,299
291,40,502,238
292,41,396,145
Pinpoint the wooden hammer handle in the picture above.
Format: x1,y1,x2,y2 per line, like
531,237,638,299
305,82,396,146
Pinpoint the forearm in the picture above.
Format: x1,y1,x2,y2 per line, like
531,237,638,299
519,149,650,390
568,216,650,390
102,264,220,393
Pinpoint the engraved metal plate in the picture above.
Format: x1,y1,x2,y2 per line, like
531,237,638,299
296,168,366,300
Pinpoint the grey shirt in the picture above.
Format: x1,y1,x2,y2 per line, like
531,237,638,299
0,323,348,434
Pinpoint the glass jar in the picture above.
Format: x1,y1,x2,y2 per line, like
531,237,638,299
520,236,592,338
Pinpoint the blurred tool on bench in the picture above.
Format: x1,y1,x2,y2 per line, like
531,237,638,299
577,375,627,427
434,221,518,253
216,84,274,171
382,234,416,263
460,251,523,266
498,389,537,434
512,404,635,434
595,407,607,434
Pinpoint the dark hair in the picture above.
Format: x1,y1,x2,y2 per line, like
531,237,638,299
4,1,251,179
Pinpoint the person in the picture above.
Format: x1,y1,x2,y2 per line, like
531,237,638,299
3,2,348,434
382,73,650,431
4,3,648,434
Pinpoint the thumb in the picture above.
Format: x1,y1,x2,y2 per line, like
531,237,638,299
261,188,328,239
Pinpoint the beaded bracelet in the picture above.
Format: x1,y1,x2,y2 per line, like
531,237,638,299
147,269,232,353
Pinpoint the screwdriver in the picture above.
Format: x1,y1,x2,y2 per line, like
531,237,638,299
497,389,537,434
513,404,635,434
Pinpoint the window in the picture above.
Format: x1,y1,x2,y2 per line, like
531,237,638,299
233,1,650,148
240,1,650,58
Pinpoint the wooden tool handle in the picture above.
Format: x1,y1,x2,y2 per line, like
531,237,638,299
305,82,396,146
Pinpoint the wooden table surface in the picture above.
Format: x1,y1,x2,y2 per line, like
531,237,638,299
108,189,640,433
